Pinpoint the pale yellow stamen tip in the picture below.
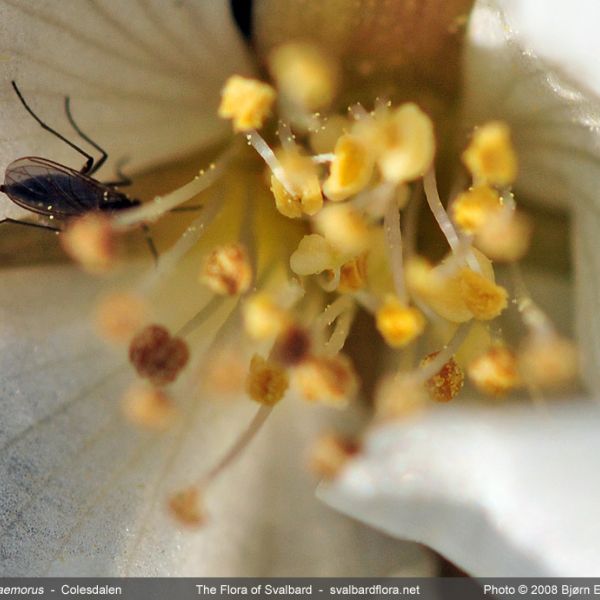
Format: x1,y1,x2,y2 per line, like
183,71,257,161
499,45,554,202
270,150,323,218
269,41,339,111
243,293,288,340
375,295,425,348
375,103,435,184
322,134,374,202
309,433,359,480
122,384,177,431
467,345,521,396
375,376,428,421
201,243,252,296
475,211,533,263
459,268,508,321
169,487,205,527
293,354,358,408
246,354,289,406
61,213,117,273
463,121,517,187
421,352,464,402
290,234,339,276
315,204,370,257
218,75,276,132
94,292,151,343
452,185,502,234
518,334,578,390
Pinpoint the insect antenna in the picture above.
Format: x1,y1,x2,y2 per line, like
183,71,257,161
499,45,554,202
0,216,61,232
141,223,159,265
64,96,108,176
10,81,95,174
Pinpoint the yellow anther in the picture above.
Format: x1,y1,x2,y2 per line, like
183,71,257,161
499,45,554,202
290,233,340,276
169,487,204,527
463,121,517,187
122,384,177,431
246,354,289,406
314,204,370,257
407,250,500,323
269,42,339,111
459,268,508,321
475,210,532,263
452,185,502,234
375,376,428,421
375,103,435,184
293,353,358,408
375,295,426,348
201,243,252,296
61,213,117,273
309,433,359,480
243,293,289,340
94,292,151,343
467,345,521,396
421,352,464,402
322,134,374,202
218,75,276,132
337,255,368,293
518,334,578,390
270,150,323,218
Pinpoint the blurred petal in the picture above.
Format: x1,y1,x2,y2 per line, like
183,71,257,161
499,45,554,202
320,400,600,576
0,0,253,220
464,0,600,390
0,264,434,575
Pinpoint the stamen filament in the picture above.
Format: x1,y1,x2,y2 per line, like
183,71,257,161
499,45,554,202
509,263,554,336
384,193,407,303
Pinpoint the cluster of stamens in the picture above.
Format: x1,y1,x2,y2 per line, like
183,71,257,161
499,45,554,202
61,41,578,526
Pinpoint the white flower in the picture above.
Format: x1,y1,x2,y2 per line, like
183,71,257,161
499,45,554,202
0,0,433,576
321,0,600,576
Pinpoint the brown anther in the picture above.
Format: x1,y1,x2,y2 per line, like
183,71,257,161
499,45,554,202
122,384,177,430
246,354,289,406
168,487,205,527
60,213,118,273
94,292,151,343
309,433,360,480
272,325,311,366
421,351,464,402
201,243,252,296
293,353,358,408
129,324,189,386
337,255,368,293
467,345,521,396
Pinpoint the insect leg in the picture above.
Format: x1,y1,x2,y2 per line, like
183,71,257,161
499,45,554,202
64,96,108,176
103,157,132,188
141,223,159,265
0,217,61,232
169,204,204,213
11,82,94,174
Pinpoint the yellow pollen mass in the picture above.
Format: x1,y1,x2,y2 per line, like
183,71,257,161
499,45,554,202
375,103,435,184
323,134,374,202
459,268,508,320
243,293,289,340
268,41,339,111
452,185,502,234
463,121,517,187
467,345,521,396
375,295,426,348
314,204,370,257
246,354,289,406
218,75,276,132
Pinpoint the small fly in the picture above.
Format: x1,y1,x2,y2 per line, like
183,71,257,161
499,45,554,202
0,81,158,259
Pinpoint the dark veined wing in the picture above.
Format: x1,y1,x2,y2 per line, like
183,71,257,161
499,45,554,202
2,157,106,218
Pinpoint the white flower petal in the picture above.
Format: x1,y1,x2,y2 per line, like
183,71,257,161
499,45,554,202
0,0,253,220
464,0,600,391
0,265,433,576
320,400,600,576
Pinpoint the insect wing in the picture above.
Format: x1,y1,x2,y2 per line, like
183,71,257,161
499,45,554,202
3,157,104,218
